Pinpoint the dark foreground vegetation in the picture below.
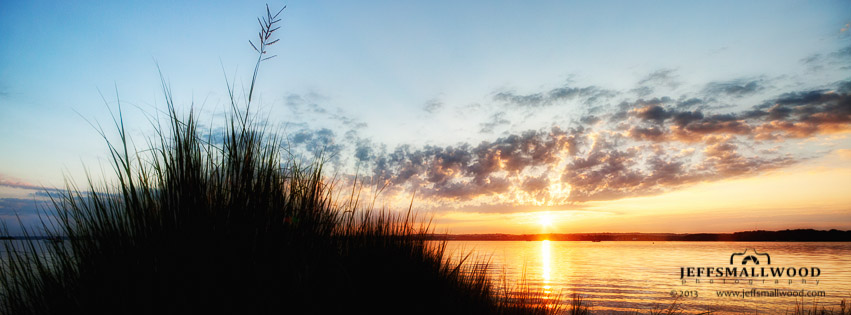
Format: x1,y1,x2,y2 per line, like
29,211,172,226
1,105,555,314
0,5,557,315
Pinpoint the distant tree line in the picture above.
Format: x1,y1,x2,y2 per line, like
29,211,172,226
430,229,851,241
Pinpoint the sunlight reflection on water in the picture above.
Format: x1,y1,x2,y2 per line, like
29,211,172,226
443,241,851,314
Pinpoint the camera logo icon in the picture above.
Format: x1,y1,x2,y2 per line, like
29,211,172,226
730,249,770,265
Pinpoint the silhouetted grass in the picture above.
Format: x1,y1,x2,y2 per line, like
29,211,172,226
0,79,558,315
567,293,590,315
789,297,850,315
0,5,560,314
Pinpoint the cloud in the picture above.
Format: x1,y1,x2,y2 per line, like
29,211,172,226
631,101,673,123
354,139,376,162
630,86,654,97
494,83,614,108
72,77,850,216
286,92,328,115
635,69,680,93
559,135,796,202
364,127,579,202
675,97,704,109
703,79,765,97
353,80,851,209
423,98,443,114
0,175,63,194
749,87,851,138
3,76,842,223
615,81,851,142
479,112,510,133
579,115,601,125
627,126,666,141
285,92,367,131
638,69,677,85
286,128,346,163
834,45,851,59
671,110,704,126
700,137,794,176
800,54,822,65
670,114,752,141
800,45,851,70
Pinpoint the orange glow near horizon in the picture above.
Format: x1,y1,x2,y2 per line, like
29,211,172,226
432,151,851,234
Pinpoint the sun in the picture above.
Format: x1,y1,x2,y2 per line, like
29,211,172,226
538,212,554,228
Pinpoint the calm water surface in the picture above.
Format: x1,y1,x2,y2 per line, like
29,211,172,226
4,240,849,313
444,241,851,314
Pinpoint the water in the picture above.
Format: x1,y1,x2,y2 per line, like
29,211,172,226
4,240,849,313
444,241,851,314
0,239,63,265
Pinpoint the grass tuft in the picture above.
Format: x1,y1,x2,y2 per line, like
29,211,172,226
789,297,851,315
568,293,590,315
0,4,557,315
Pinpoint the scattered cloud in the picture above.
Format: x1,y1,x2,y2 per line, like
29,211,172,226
287,128,345,162
345,80,851,211
286,92,328,115
479,112,511,133
703,79,765,98
494,83,614,108
285,92,367,130
800,45,851,70
423,98,443,114
177,77,851,215
8,75,847,221
635,69,680,93
0,175,62,194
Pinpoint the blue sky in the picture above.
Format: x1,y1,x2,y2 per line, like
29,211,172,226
2,1,850,234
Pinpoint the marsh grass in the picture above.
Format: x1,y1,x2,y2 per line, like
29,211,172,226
0,67,557,315
0,5,560,314
646,296,684,315
567,293,590,315
788,298,850,315
0,95,560,313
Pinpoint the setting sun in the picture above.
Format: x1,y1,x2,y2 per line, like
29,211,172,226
538,213,554,228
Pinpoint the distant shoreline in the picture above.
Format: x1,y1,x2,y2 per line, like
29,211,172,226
426,229,851,242
5,229,849,242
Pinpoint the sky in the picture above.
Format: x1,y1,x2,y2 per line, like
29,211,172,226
1,1,850,234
